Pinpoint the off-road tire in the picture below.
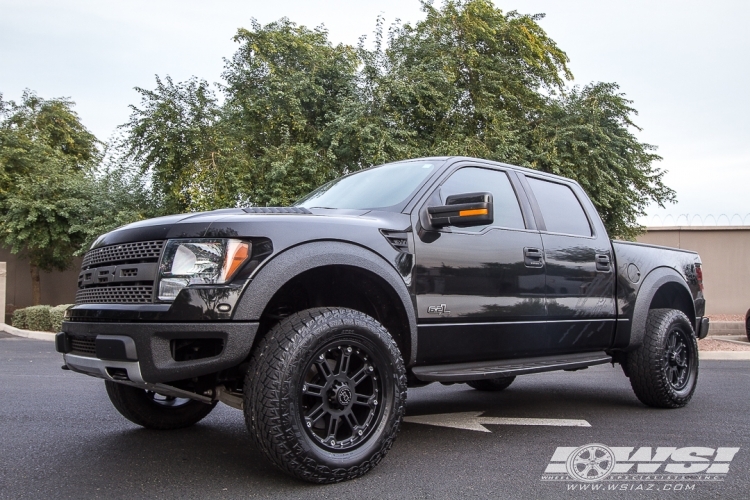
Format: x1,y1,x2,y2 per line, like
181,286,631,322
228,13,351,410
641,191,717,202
244,307,407,483
467,376,516,392
105,380,216,430
625,309,699,408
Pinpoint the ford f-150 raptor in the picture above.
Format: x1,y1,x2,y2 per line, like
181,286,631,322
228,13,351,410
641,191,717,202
57,157,709,483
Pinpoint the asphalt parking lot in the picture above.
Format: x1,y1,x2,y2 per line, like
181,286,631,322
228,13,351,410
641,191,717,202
2,333,749,499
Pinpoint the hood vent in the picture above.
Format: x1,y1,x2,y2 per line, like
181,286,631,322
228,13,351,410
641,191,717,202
242,207,312,215
380,230,411,253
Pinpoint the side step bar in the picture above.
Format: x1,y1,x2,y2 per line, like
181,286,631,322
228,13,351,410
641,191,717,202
411,351,612,382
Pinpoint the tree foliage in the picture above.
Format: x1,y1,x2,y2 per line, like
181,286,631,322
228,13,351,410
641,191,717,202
0,92,154,304
121,0,673,238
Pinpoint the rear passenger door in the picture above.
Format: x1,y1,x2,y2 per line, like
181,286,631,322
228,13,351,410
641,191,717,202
413,165,547,364
520,174,617,351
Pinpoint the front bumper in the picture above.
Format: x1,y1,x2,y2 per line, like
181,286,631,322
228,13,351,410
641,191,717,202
57,321,259,384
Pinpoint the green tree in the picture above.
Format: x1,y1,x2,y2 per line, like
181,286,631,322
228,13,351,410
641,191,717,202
119,0,674,237
124,76,237,213
527,83,673,239
221,19,361,206
0,91,101,304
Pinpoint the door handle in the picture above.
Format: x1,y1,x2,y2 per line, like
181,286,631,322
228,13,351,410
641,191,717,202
595,253,611,272
524,247,544,268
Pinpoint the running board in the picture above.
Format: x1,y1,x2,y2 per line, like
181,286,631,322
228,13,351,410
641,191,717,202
411,351,612,382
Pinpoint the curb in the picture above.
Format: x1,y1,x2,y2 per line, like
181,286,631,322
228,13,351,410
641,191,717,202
699,351,750,360
708,321,745,337
0,322,55,342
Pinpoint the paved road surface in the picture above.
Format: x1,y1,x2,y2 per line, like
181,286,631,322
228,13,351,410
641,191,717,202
1,335,749,499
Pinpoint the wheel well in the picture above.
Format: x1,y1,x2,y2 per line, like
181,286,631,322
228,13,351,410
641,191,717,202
649,282,696,327
256,265,412,362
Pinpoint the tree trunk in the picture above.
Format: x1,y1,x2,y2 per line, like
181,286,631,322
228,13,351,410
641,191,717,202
30,263,41,306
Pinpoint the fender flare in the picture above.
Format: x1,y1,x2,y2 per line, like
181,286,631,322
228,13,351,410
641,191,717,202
628,267,696,349
232,241,418,365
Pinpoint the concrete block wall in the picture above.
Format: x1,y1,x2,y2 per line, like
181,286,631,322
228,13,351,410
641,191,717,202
636,226,750,316
0,248,80,316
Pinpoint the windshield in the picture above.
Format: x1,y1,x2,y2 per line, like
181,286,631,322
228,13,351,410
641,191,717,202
296,161,440,210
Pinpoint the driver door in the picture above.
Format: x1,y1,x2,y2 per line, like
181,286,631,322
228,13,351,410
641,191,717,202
412,165,548,365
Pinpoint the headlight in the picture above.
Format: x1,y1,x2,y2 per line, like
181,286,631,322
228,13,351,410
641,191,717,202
157,239,251,301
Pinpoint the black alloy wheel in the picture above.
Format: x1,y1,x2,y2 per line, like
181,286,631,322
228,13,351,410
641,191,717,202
663,328,691,391
300,341,384,451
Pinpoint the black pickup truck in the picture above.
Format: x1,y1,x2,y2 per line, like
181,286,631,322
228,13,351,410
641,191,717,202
57,157,708,483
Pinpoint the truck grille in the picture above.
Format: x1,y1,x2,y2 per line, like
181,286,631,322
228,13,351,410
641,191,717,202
82,240,165,268
69,336,96,357
76,285,155,304
76,240,164,305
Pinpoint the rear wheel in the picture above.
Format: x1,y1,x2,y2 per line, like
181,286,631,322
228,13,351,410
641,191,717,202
467,376,516,392
104,380,216,429
625,309,698,408
244,307,407,483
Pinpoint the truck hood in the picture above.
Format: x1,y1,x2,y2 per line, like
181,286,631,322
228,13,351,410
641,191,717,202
89,207,410,249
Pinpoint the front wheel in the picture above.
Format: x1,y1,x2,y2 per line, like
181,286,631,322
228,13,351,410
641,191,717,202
244,308,407,483
625,309,699,408
104,381,216,429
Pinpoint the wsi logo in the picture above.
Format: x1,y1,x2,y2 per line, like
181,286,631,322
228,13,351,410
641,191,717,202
541,444,739,482
427,304,450,315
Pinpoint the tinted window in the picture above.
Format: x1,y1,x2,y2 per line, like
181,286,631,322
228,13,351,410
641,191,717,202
439,167,525,231
297,161,438,210
526,177,591,236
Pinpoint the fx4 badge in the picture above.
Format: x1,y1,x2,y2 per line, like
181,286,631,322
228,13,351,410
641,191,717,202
427,304,451,315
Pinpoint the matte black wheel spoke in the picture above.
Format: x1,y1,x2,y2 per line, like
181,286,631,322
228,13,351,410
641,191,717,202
302,383,324,396
307,404,326,425
326,415,341,439
351,366,369,386
315,360,333,381
668,333,677,349
337,351,352,376
353,393,372,406
344,411,359,430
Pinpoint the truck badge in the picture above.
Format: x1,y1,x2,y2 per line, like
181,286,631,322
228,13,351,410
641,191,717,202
427,304,450,315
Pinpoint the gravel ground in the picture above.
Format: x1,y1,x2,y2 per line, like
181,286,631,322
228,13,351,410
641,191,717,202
707,314,745,321
698,337,750,351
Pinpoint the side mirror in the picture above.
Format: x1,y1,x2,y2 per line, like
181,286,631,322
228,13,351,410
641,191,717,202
427,192,493,228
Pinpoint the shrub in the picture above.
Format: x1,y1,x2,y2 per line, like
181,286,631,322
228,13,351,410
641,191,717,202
11,308,27,329
49,304,73,332
24,305,52,332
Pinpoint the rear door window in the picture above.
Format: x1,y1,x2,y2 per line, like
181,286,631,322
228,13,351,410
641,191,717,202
526,177,591,236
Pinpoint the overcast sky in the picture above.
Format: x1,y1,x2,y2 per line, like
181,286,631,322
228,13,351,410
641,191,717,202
1,0,748,225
